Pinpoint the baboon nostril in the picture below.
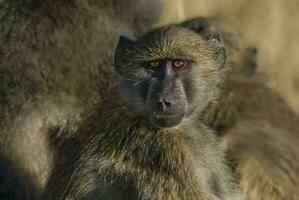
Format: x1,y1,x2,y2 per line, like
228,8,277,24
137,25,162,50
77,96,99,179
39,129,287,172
164,101,171,107
156,100,172,112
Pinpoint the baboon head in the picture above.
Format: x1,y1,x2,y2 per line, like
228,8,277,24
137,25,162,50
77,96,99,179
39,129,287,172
114,27,227,128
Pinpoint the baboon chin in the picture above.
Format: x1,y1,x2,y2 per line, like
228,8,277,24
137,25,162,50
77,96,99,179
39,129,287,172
42,26,241,200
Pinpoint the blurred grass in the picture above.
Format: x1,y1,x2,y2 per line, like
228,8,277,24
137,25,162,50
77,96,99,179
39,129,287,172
155,0,299,114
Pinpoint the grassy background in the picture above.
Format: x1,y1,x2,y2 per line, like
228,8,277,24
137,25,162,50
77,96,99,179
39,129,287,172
155,0,299,114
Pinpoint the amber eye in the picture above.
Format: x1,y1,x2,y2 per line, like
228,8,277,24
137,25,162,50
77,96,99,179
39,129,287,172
173,60,186,69
149,61,160,68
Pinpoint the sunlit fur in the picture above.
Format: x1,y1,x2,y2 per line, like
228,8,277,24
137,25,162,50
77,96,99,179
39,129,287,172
184,17,299,200
42,27,241,200
205,76,299,200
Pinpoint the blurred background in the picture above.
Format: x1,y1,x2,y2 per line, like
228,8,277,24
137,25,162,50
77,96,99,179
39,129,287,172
155,0,299,114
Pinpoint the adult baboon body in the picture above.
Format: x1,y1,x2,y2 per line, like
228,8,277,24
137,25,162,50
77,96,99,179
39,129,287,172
0,0,162,198
42,27,241,200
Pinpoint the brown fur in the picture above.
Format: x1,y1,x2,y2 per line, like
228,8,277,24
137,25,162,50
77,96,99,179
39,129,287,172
43,93,239,200
0,0,162,198
182,16,299,199
42,27,241,200
206,76,299,200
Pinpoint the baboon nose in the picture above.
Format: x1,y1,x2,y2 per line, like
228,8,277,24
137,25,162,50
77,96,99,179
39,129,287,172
156,99,172,112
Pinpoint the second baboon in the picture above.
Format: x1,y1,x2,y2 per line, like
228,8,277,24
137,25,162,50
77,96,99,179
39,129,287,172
42,27,241,200
206,76,299,200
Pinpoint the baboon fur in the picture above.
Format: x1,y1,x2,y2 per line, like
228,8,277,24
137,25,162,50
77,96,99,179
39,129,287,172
42,26,241,200
0,0,162,198
206,76,299,200
2,2,297,197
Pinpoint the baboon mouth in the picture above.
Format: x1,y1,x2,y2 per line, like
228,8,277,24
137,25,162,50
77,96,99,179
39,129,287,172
154,113,184,119
149,112,185,128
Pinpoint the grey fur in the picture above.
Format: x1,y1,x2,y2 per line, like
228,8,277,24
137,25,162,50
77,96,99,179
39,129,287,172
0,0,162,198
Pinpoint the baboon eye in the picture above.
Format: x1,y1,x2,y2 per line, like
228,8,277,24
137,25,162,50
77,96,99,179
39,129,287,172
149,61,161,69
173,60,186,69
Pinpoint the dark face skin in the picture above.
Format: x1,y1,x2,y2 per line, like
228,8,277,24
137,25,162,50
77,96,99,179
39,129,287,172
116,57,198,128
114,27,226,128
136,59,192,128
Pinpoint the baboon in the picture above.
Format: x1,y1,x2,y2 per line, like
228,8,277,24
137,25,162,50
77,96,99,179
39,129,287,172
182,17,299,200
0,0,162,198
42,27,241,200
206,76,299,200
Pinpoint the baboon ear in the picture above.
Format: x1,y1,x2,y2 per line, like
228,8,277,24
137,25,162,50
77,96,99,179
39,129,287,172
115,36,135,56
114,36,135,74
207,33,226,68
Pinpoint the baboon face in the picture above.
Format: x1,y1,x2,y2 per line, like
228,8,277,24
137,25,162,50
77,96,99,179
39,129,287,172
114,27,226,128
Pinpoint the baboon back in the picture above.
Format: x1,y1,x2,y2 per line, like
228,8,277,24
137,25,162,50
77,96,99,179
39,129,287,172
207,77,299,199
